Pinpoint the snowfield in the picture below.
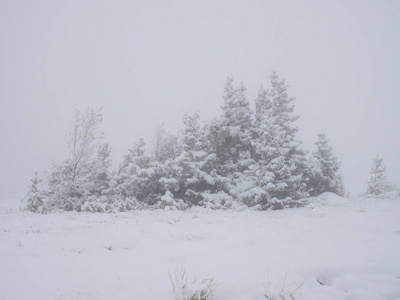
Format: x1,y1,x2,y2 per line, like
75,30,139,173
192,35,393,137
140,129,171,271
1,193,400,300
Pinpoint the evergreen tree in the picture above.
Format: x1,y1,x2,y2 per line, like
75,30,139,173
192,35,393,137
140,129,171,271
211,78,255,207
205,118,232,196
254,72,308,203
180,113,220,205
310,133,344,196
111,123,181,207
112,126,183,208
152,123,181,164
78,143,114,212
113,139,155,202
32,71,347,212
25,171,45,213
99,138,152,211
89,143,112,196
235,85,273,207
366,154,392,197
218,78,253,176
253,84,272,160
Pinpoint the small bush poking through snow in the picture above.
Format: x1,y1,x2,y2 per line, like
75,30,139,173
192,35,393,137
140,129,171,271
160,191,188,211
170,266,220,300
264,274,303,300
24,171,45,213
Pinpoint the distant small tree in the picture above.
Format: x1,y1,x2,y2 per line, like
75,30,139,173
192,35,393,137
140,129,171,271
366,154,392,197
25,171,45,213
310,133,344,196
152,123,181,164
149,124,183,203
85,143,113,197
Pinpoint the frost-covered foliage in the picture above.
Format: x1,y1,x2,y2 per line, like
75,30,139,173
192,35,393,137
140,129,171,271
180,113,225,206
24,171,45,213
26,72,347,213
112,139,154,202
364,154,394,198
152,123,181,164
46,108,107,211
159,190,188,211
250,72,309,204
308,133,344,197
218,78,253,175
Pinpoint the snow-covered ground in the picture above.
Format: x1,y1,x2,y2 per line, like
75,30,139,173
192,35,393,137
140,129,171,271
1,193,399,300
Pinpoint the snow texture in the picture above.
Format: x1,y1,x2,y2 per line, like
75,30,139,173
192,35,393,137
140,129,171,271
1,193,400,299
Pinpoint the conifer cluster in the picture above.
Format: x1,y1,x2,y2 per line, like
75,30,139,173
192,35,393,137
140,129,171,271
25,72,345,212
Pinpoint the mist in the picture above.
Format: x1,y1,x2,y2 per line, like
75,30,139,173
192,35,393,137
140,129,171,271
1,0,399,200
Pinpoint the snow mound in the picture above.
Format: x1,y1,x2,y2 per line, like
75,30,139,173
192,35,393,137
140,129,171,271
307,192,350,208
317,192,344,201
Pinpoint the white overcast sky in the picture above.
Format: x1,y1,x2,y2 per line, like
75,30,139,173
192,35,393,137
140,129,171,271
1,0,399,200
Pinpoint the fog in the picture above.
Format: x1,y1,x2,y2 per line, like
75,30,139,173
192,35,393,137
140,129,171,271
1,0,399,200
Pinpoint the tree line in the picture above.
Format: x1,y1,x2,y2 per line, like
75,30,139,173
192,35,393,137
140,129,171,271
25,72,346,213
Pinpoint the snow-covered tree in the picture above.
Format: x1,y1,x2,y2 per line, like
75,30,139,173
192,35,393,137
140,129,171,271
180,113,221,206
220,78,253,169
89,143,112,196
365,154,392,197
112,138,163,206
30,72,342,212
159,190,187,211
211,78,256,206
153,124,184,198
78,143,114,212
119,125,183,206
24,171,45,213
68,108,104,184
47,108,105,211
152,123,181,164
114,139,146,197
242,84,275,207
309,133,344,196
252,72,308,204
204,118,232,201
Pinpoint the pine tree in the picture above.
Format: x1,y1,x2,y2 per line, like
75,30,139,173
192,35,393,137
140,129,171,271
152,124,184,202
101,138,152,211
253,84,272,161
180,113,220,205
113,139,154,201
218,78,253,176
254,72,308,202
122,124,184,206
152,123,181,164
203,117,232,206
236,85,274,208
212,78,255,206
77,143,114,212
88,143,112,196
366,154,392,197
25,171,45,213
310,133,344,196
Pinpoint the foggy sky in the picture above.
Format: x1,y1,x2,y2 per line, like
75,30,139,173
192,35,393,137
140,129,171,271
1,0,399,200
